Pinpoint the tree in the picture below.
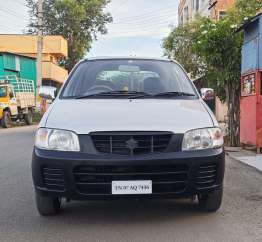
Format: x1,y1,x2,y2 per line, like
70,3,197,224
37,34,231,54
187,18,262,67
162,0,262,146
235,0,262,20
26,0,112,71
162,17,205,78
194,18,242,146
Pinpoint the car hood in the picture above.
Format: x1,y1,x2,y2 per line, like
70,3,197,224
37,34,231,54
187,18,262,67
43,99,214,134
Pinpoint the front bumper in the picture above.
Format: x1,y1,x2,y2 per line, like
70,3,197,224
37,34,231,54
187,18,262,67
32,147,225,200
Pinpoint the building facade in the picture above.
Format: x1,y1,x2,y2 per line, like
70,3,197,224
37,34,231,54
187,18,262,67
178,0,210,25
209,0,235,20
0,35,68,88
0,52,36,90
178,0,235,25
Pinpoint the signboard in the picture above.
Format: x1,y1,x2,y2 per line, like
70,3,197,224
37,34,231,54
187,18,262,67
242,73,256,96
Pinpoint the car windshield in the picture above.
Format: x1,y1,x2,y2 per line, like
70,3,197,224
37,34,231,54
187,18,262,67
61,59,197,99
0,86,7,97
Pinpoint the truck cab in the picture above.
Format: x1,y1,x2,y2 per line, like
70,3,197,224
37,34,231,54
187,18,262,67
0,78,35,128
0,82,18,112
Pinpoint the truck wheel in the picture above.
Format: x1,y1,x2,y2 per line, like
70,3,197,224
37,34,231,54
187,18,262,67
1,111,11,128
198,186,223,212
35,192,61,216
24,109,33,125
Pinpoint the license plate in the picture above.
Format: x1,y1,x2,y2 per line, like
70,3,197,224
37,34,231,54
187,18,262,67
112,180,152,195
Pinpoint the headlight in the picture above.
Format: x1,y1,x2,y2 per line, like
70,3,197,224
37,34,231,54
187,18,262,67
35,128,80,152
182,127,223,151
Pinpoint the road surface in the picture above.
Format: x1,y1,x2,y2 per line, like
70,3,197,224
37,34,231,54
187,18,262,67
0,126,262,242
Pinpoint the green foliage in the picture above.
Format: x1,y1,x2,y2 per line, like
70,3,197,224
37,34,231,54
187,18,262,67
162,17,205,78
235,0,262,21
194,18,243,101
26,0,112,71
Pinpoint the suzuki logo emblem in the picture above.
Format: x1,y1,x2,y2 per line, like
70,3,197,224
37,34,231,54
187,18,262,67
126,138,138,150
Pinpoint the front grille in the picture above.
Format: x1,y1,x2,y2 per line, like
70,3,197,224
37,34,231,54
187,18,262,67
90,132,172,155
195,163,218,190
42,167,65,191
73,164,189,195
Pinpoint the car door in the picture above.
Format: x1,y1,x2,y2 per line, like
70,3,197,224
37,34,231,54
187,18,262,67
8,86,18,115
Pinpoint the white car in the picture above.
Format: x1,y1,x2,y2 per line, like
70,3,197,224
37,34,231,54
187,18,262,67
32,57,225,216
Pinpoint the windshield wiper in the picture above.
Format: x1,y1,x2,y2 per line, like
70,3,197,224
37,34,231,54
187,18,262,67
74,91,152,99
126,91,153,99
75,92,109,99
153,91,196,98
74,91,195,99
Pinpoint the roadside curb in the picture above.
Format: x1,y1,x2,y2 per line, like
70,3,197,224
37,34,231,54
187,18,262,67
226,149,262,174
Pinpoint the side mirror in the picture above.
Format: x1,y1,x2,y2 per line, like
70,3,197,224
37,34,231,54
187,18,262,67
200,88,215,101
9,92,14,99
200,88,215,112
39,86,57,101
54,89,58,99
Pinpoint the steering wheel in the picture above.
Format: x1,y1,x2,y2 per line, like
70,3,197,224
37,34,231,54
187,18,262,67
88,85,114,92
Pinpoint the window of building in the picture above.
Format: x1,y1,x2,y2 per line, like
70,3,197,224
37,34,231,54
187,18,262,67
180,14,184,25
219,11,226,20
196,0,199,11
184,6,189,21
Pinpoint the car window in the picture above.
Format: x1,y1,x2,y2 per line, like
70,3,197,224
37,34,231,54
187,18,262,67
61,59,197,98
96,70,160,92
0,86,7,97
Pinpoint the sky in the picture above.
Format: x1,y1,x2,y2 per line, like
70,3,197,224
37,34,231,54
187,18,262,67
0,0,179,58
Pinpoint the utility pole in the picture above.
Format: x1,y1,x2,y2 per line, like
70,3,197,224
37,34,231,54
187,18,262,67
36,0,43,97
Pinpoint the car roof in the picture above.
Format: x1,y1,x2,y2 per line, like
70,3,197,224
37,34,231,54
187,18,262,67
84,56,173,62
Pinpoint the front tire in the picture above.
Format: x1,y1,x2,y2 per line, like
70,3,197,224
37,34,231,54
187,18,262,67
35,192,61,216
24,109,33,125
198,186,223,212
1,111,11,128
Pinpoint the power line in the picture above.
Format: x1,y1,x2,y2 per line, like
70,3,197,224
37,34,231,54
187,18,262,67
110,19,176,30
1,5,27,17
105,2,178,37
12,0,27,7
115,3,178,22
0,24,22,33
113,0,129,13
112,12,178,25
107,22,174,36
0,7,28,20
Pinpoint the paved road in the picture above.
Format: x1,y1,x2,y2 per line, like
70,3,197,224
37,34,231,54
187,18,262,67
0,126,262,242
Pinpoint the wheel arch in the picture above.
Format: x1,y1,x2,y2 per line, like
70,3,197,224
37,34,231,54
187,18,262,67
3,107,11,113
